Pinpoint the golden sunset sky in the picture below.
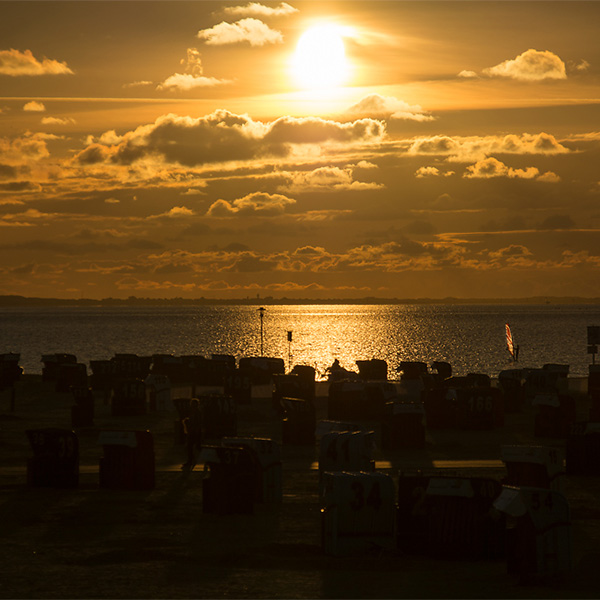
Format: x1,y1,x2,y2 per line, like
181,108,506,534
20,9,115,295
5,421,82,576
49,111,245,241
1,0,599,299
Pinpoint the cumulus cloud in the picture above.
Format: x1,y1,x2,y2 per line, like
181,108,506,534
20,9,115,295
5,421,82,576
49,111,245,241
458,70,478,79
207,191,295,217
157,47,232,91
0,49,74,76
482,49,566,81
536,171,561,183
23,101,45,112
0,132,52,163
197,18,283,46
407,132,569,162
222,2,298,17
151,206,196,219
347,94,434,121
278,166,384,193
463,157,559,181
74,110,386,167
415,166,454,178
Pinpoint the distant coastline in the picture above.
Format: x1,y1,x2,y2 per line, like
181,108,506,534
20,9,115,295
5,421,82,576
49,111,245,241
1,294,599,307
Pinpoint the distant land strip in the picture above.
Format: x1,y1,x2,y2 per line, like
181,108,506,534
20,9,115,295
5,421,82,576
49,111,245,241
1,295,599,307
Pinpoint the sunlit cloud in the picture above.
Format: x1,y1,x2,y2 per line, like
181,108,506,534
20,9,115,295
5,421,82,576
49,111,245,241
415,166,455,178
463,157,559,181
347,94,434,122
122,80,154,89
222,2,298,17
407,132,569,162
157,47,233,90
207,191,295,216
277,165,383,193
197,18,283,46
157,73,232,91
482,49,567,81
151,206,196,219
74,110,386,168
0,132,52,163
23,101,46,112
571,59,590,72
457,70,478,79
41,116,75,125
0,48,73,76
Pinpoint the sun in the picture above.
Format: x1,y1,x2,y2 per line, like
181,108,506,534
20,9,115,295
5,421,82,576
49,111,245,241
291,24,351,90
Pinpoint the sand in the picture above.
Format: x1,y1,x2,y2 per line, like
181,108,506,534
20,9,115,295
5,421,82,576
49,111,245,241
1,374,599,599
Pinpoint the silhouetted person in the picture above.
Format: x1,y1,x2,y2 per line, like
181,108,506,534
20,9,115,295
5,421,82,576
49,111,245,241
183,398,203,469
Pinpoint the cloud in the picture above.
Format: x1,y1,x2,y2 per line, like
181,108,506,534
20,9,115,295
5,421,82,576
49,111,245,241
197,18,283,46
0,48,74,76
122,80,154,89
536,171,561,183
482,49,566,81
157,73,232,91
222,2,298,17
571,59,590,72
462,157,561,182
277,166,383,193
415,166,454,178
347,94,434,122
538,214,576,230
0,132,52,163
181,187,206,196
0,181,42,192
157,47,232,91
41,116,75,125
407,132,569,162
458,70,478,79
463,157,539,179
23,101,46,112
152,206,196,219
74,110,386,168
207,191,295,216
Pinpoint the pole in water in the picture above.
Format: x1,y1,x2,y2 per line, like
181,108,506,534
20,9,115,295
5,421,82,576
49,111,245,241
258,306,266,357
287,330,292,372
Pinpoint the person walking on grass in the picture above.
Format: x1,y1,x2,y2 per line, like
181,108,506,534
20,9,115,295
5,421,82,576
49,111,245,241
183,398,203,470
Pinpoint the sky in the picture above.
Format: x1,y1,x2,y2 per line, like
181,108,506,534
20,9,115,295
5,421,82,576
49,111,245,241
0,0,599,300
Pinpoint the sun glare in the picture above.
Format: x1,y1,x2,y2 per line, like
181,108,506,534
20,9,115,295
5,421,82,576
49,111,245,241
292,24,351,90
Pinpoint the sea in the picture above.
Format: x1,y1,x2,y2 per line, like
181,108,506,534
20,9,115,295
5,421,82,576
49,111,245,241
1,304,599,380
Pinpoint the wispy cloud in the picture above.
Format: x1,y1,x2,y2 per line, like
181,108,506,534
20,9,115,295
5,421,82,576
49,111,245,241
41,116,75,125
222,2,298,17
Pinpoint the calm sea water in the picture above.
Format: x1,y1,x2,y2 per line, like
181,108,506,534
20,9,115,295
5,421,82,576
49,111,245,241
1,304,599,379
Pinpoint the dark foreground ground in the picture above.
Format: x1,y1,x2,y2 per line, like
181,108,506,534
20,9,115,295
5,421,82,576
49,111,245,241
1,375,599,599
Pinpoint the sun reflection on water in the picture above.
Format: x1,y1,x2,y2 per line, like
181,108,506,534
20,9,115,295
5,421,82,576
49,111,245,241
3,303,598,377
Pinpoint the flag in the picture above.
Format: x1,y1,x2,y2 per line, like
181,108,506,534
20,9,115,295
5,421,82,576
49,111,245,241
505,323,516,361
